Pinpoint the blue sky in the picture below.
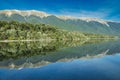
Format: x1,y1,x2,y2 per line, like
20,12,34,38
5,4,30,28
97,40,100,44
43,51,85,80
0,0,120,21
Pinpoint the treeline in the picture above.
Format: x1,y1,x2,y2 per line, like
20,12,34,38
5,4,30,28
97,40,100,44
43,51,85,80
0,21,118,40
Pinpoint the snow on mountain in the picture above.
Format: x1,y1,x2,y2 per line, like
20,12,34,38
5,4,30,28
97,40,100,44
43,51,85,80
0,10,51,17
57,15,76,20
0,10,112,25
79,17,110,27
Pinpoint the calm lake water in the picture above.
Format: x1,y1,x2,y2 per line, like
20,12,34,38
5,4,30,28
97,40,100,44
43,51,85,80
0,39,120,80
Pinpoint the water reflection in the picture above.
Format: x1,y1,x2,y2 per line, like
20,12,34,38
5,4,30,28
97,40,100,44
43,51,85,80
0,39,120,69
0,54,120,80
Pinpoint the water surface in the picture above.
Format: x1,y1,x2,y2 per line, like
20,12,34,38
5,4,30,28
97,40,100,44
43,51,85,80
0,39,120,80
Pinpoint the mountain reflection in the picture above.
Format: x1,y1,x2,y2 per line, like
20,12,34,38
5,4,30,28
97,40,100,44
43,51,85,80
0,39,120,69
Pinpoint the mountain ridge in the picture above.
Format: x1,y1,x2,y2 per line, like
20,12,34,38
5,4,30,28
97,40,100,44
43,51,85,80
0,10,118,23
0,10,120,36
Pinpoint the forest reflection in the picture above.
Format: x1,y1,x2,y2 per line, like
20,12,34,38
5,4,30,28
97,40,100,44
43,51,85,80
0,39,120,69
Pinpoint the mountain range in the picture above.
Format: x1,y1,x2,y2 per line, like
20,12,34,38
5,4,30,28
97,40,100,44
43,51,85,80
0,10,120,35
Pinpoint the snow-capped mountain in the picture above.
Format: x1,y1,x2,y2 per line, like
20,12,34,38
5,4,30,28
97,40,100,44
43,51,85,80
0,10,51,17
0,10,120,35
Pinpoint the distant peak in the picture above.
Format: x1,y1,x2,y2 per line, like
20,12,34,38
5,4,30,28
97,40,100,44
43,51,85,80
57,15,76,20
0,10,51,17
80,17,106,22
79,17,110,27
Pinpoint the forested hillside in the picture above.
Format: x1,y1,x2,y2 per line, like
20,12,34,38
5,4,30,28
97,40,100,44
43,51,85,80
0,21,118,40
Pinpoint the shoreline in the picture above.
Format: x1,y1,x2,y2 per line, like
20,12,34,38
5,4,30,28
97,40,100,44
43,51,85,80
0,38,119,42
0,39,56,42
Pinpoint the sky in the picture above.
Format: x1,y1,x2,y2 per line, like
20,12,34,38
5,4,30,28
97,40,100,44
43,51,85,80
0,0,120,21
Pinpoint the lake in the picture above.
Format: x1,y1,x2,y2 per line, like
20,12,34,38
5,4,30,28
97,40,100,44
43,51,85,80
0,39,120,80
